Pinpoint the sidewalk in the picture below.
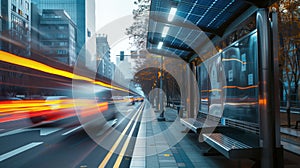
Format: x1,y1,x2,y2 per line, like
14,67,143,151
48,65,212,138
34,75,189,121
130,102,300,167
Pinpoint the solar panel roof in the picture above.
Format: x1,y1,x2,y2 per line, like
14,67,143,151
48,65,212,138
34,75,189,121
147,0,278,62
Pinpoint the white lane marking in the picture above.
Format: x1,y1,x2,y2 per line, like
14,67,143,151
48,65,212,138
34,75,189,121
62,126,82,136
0,142,43,162
0,129,26,137
36,128,62,136
62,118,119,136
96,119,118,137
0,128,62,137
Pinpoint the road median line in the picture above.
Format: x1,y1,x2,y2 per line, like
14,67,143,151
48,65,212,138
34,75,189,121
113,103,144,167
98,102,144,168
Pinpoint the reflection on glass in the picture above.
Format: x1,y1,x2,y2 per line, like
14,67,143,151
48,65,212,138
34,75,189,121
197,31,258,123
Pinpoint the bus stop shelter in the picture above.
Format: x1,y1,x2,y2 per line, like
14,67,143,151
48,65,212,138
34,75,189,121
147,0,281,167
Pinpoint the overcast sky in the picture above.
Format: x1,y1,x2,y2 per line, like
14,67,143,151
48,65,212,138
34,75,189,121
95,0,136,64
95,0,135,30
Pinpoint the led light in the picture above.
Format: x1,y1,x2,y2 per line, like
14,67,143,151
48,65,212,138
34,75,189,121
157,42,163,49
161,26,170,38
168,7,177,22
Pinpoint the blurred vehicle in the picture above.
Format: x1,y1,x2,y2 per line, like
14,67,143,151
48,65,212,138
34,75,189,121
130,97,135,105
124,96,135,105
134,96,144,102
28,96,75,124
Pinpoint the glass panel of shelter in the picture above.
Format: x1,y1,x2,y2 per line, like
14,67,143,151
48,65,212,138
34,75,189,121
197,31,259,124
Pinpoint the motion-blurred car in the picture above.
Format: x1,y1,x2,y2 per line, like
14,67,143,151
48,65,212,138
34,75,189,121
28,96,76,124
134,96,144,102
124,96,135,105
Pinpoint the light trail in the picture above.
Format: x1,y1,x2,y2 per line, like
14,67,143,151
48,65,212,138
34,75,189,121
0,99,109,123
222,58,247,64
0,50,128,92
200,85,258,93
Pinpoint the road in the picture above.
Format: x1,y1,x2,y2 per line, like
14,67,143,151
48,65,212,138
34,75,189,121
0,102,144,168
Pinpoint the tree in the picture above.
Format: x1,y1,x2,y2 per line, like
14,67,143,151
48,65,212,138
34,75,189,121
133,55,183,102
125,0,151,50
273,0,300,127
126,0,188,103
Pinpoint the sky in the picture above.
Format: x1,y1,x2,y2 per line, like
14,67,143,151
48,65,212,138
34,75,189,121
95,0,135,30
95,0,136,64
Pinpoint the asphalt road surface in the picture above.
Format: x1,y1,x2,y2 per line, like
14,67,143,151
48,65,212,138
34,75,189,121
0,102,144,168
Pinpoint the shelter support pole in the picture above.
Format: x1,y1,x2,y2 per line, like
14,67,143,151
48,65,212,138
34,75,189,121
256,8,283,168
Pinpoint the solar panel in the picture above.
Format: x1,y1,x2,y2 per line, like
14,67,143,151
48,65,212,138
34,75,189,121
147,0,277,62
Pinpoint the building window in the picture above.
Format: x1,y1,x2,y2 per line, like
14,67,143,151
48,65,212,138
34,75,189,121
43,41,52,46
25,1,29,10
22,20,26,27
57,50,67,55
11,5,17,12
87,29,91,37
57,34,67,39
58,42,68,46
58,26,65,30
18,9,23,16
43,14,61,19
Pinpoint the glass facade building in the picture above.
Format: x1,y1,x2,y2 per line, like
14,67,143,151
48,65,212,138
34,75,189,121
0,0,31,57
39,9,76,66
31,0,96,68
96,34,114,79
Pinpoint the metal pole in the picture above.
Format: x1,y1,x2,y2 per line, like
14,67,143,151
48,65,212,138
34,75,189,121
271,8,284,167
189,62,196,118
186,63,190,118
257,8,282,168
157,56,165,121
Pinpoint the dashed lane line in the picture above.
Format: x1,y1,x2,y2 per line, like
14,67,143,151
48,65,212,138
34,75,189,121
0,142,43,162
62,125,82,136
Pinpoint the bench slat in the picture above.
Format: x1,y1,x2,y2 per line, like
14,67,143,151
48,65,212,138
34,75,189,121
203,133,250,150
180,118,220,133
203,133,261,159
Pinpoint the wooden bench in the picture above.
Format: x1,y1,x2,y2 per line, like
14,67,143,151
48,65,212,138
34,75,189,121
203,119,261,162
180,112,221,133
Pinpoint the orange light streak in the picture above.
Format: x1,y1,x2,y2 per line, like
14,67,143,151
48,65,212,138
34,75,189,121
0,99,110,123
200,85,258,93
0,50,128,92
223,85,258,90
222,58,247,64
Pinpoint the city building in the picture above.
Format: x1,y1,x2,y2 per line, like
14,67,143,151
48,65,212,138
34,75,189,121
38,9,76,66
118,55,134,80
0,0,31,57
0,0,31,96
96,34,114,79
30,2,40,54
0,0,2,49
31,0,96,69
